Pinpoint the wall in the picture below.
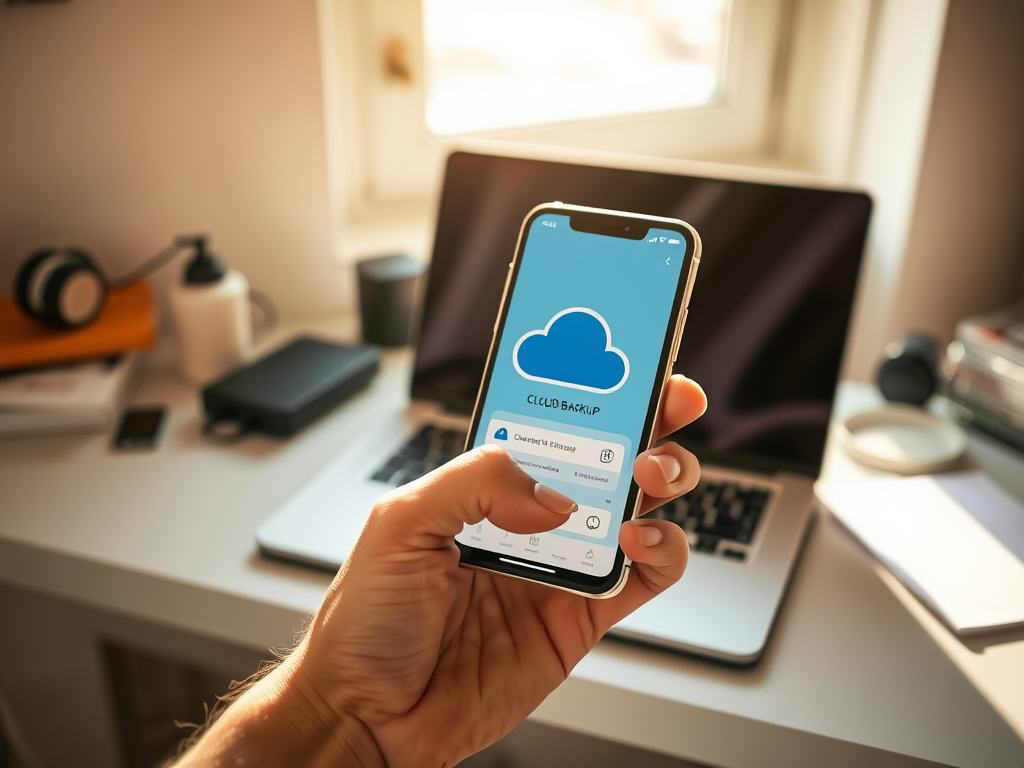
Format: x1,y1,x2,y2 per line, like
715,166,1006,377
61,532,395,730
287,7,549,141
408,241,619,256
0,0,349,322
886,0,1024,345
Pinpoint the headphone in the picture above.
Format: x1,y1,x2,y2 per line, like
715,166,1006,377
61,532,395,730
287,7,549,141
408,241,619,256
14,247,109,329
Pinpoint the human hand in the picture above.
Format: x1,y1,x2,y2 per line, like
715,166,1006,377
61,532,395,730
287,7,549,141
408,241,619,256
177,375,705,768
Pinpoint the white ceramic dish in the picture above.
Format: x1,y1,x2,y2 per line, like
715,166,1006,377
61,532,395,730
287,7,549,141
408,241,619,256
840,405,967,475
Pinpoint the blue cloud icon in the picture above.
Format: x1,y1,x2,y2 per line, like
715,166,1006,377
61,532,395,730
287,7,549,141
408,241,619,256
513,308,629,394
494,427,508,440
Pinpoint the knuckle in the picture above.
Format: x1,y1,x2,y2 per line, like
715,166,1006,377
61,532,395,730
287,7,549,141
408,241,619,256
369,486,420,522
367,493,399,525
369,490,395,518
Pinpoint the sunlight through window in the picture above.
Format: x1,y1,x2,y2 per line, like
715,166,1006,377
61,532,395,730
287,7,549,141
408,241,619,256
422,0,731,136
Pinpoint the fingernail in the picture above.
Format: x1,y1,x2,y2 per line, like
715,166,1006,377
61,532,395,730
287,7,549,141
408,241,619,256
534,483,578,515
648,454,681,483
637,525,664,547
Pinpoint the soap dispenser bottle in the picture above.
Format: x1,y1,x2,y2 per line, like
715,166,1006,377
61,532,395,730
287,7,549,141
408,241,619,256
168,235,253,384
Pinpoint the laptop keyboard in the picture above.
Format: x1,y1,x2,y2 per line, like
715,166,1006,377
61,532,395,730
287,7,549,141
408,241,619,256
371,425,467,487
649,479,772,562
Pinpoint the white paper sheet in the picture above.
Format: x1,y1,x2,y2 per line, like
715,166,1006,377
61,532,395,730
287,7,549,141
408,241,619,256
0,355,136,436
819,471,1024,635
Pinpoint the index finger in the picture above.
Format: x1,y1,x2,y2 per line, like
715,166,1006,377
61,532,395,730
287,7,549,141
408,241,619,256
655,375,707,440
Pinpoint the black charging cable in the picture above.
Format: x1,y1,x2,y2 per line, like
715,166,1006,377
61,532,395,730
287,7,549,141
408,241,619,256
249,287,279,342
111,241,187,287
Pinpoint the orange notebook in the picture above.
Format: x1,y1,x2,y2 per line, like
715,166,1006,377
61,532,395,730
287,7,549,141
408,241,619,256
0,281,158,371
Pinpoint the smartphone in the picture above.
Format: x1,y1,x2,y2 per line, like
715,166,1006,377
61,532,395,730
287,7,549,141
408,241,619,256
456,202,701,597
114,406,166,449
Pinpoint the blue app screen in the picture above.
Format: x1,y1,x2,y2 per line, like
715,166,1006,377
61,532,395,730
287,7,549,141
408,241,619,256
456,212,687,577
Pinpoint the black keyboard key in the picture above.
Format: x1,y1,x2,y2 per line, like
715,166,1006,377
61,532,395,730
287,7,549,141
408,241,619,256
735,513,762,544
711,519,742,540
696,534,720,553
402,443,430,460
403,460,426,477
652,479,772,556
370,426,467,486
748,489,769,509
406,425,432,442
700,511,718,531
371,458,403,483
720,483,737,504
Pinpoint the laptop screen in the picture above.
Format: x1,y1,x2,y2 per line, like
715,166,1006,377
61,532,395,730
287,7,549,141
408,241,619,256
412,152,871,478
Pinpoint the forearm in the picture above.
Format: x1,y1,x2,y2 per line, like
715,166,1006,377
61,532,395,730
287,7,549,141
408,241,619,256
173,655,385,768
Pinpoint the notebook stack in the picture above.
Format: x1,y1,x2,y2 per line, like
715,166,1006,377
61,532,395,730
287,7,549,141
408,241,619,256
0,282,156,438
946,302,1024,451
0,355,138,437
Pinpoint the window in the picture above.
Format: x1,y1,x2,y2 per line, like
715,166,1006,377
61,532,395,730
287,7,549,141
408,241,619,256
421,0,731,136
321,0,786,221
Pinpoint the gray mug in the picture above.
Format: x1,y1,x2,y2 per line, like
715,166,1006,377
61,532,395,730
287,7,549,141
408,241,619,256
357,254,427,347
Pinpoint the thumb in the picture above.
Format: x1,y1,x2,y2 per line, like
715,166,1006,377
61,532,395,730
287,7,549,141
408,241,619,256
369,445,578,548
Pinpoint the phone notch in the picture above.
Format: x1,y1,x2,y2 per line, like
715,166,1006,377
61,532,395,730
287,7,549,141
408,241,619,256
568,214,649,241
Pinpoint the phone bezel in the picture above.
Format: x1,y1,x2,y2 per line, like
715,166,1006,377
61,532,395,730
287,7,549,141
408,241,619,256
457,202,701,597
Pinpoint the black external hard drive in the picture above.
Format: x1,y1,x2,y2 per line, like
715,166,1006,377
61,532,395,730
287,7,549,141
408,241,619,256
202,337,380,437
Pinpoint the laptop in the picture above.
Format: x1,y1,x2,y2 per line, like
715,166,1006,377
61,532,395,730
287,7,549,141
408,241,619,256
256,149,872,664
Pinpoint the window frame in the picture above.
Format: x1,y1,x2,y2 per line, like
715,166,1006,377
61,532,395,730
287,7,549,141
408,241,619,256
319,0,787,237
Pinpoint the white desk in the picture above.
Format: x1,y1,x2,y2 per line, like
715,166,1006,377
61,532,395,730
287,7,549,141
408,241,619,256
1,317,1023,768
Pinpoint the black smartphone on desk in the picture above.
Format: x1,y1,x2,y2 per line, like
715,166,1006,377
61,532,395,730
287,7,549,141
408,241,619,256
114,407,166,449
456,203,701,598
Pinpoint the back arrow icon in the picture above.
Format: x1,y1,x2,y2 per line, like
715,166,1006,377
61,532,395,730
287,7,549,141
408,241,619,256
665,258,671,266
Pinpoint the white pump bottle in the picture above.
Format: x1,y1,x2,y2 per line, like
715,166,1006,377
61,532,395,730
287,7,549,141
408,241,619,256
167,236,252,385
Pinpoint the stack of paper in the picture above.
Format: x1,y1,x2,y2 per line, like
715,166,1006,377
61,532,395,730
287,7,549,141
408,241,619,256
0,355,137,437
818,471,1024,635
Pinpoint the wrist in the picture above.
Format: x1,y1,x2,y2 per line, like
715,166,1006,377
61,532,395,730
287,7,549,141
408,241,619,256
175,652,385,768
280,652,387,768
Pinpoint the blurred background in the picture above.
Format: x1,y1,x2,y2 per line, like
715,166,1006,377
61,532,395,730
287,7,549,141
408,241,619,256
1,0,1021,379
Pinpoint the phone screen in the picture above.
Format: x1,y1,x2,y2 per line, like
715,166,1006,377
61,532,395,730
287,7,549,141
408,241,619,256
457,209,693,587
